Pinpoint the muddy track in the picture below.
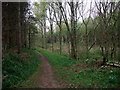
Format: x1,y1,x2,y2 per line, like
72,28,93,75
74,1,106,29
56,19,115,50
35,51,60,88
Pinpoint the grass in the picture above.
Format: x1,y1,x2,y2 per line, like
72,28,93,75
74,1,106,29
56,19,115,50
18,63,41,88
2,48,41,88
36,48,120,88
45,43,103,60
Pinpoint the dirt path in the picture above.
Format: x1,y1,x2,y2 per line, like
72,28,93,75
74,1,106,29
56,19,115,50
35,51,60,88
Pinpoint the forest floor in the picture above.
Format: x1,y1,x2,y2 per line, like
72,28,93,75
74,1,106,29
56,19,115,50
18,48,120,88
35,49,120,88
18,50,62,88
33,51,61,88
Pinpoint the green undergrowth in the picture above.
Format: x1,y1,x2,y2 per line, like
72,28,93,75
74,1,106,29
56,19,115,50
36,48,120,88
78,47,102,60
3,48,40,88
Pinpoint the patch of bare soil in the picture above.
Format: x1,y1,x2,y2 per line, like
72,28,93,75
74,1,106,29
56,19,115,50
35,51,61,88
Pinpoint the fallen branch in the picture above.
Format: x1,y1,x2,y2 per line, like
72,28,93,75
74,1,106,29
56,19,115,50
105,63,120,68
88,41,96,51
2,75,8,80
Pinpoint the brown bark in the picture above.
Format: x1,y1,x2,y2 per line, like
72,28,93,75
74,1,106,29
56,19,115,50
18,2,22,53
0,2,2,61
28,23,31,49
58,2,78,59
50,24,54,52
48,4,54,52
70,2,77,59
44,17,47,49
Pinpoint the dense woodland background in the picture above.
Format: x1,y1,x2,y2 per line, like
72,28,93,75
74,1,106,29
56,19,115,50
3,1,120,64
2,1,120,88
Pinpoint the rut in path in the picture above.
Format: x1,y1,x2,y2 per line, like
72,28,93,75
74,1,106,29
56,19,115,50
35,51,60,88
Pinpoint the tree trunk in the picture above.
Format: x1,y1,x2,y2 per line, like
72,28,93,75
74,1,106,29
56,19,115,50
44,18,47,49
0,2,2,60
41,27,44,48
70,2,77,59
28,23,31,49
59,17,62,55
100,46,106,65
50,24,54,52
18,2,21,53
59,25,62,55
84,24,89,59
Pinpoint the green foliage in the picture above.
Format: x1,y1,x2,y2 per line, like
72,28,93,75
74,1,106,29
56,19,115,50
33,2,48,19
37,49,120,88
2,49,40,88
